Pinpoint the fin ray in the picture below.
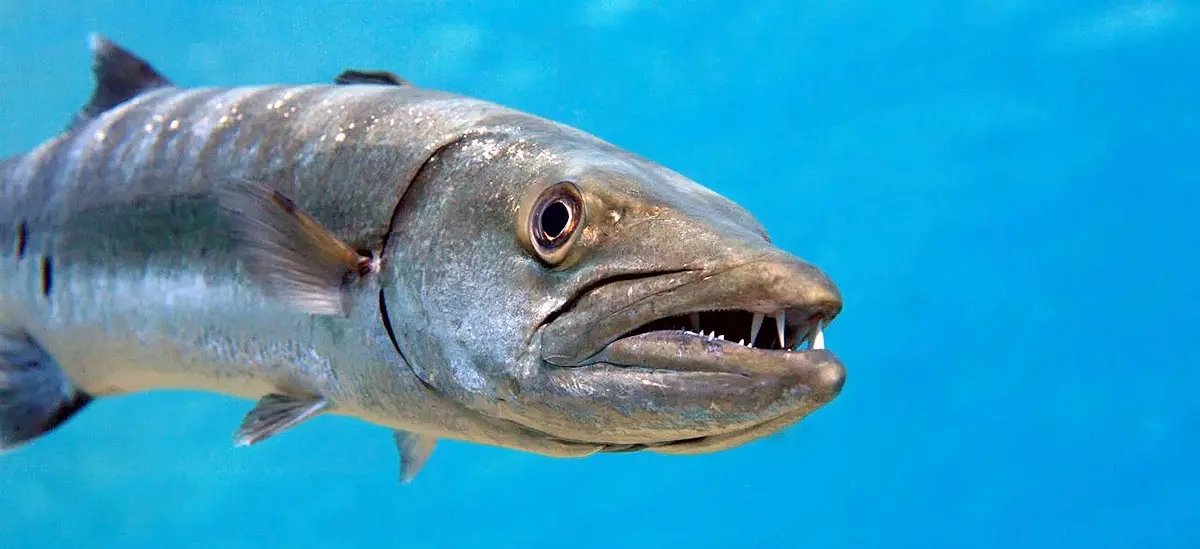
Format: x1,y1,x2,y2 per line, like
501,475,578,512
393,430,437,483
69,34,173,132
216,179,373,316
233,393,328,447
0,330,92,452
335,70,410,87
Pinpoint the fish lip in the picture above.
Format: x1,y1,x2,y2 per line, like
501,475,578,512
595,331,842,381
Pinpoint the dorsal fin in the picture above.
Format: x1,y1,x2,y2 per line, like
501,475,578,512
334,70,410,87
68,34,173,131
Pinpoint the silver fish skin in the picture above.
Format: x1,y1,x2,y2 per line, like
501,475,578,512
0,35,846,481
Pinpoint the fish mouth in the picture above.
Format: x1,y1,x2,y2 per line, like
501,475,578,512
601,307,833,373
587,304,845,451
516,256,846,450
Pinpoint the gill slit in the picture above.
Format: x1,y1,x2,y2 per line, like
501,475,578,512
375,133,471,390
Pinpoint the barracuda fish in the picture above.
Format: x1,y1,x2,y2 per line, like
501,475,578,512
0,35,846,482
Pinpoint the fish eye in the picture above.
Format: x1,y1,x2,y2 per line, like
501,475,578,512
520,180,584,266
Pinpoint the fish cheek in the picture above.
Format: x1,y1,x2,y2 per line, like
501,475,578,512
378,246,519,410
378,178,554,414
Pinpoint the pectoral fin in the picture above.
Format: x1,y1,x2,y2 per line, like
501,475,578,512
233,393,329,447
393,430,437,483
216,179,378,316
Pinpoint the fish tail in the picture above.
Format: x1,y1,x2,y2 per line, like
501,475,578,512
0,327,93,452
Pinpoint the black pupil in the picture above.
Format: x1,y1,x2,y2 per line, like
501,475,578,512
540,200,571,240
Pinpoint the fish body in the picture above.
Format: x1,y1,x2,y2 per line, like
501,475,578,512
0,36,846,480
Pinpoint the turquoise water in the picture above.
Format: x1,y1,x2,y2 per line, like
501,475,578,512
1,1,1197,547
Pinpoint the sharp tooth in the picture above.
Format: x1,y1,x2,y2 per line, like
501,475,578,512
750,313,764,346
738,339,745,345
718,334,725,340
812,323,825,350
775,312,786,349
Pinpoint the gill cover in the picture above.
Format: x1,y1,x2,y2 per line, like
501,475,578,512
375,126,608,418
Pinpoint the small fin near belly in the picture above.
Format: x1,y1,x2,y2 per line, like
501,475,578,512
393,430,437,483
233,393,329,447
0,329,93,452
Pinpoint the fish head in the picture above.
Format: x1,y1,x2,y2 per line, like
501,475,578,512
381,120,845,455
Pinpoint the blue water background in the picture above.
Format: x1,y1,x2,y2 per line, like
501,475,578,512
1,1,1197,547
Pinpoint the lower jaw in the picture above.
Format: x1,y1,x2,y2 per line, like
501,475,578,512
646,399,828,454
534,386,835,456
583,395,830,455
614,363,845,454
483,404,819,458
494,349,846,452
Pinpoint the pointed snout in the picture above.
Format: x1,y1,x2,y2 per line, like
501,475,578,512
734,249,843,319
